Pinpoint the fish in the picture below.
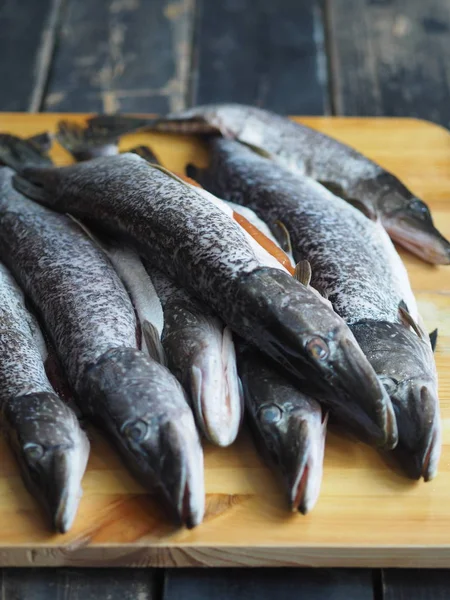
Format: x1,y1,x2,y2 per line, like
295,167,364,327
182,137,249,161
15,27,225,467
198,137,441,480
6,142,397,449
0,262,89,533
0,141,204,527
85,104,450,265
143,264,243,447
238,344,327,514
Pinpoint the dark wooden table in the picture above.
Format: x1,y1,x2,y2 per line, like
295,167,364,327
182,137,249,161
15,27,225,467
1,0,450,597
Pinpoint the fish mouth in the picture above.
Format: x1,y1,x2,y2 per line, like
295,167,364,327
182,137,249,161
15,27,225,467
392,384,442,481
158,419,205,528
286,414,327,515
384,219,450,265
331,335,398,449
189,325,243,447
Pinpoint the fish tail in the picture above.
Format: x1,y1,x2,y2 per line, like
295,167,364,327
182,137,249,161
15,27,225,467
0,133,53,172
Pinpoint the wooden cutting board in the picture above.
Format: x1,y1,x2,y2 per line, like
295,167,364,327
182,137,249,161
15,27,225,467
0,114,449,569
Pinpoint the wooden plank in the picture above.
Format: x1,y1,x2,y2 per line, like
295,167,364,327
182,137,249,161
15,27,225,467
0,568,156,599
43,0,195,113
0,0,60,111
163,568,374,600
383,569,450,599
0,115,448,568
327,0,450,128
192,0,329,114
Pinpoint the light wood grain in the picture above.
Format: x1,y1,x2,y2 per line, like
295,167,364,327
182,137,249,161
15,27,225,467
0,114,449,568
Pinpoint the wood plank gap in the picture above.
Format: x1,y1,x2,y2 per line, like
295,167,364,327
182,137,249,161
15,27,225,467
323,0,339,116
186,0,202,108
28,0,66,112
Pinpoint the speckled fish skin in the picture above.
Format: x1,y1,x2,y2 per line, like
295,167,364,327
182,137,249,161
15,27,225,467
86,105,450,265
13,152,396,448
0,162,204,527
202,138,440,480
238,344,326,515
145,263,243,447
0,262,89,533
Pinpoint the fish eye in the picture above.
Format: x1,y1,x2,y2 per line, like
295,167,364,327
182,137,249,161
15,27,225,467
122,419,149,443
23,443,45,461
257,404,283,424
379,376,398,395
306,337,329,360
409,199,430,219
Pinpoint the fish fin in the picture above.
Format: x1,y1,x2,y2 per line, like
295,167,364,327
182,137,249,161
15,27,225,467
241,142,273,159
142,320,167,365
27,132,53,154
429,328,438,352
56,120,119,161
128,146,161,165
294,260,312,287
146,162,194,188
272,220,293,254
346,198,376,220
398,301,426,340
318,180,376,221
0,133,53,171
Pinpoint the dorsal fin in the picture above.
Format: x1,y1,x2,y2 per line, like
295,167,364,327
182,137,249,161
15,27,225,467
272,220,293,255
398,301,425,340
294,260,312,287
142,320,167,365
429,328,438,352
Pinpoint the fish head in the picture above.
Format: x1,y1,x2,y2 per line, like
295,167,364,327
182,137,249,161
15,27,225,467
163,302,244,447
85,347,205,528
238,268,397,448
3,392,90,533
240,353,326,514
375,173,450,265
351,320,441,480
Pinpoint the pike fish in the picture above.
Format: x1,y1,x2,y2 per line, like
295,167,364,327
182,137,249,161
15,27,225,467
199,138,441,480
0,141,204,527
7,145,397,449
0,261,89,533
238,344,326,514
144,265,243,447
85,104,450,265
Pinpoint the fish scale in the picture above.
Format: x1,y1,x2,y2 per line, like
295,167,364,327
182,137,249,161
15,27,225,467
86,103,450,265
201,137,440,481
0,157,205,529
0,173,137,391
11,149,398,449
0,260,90,533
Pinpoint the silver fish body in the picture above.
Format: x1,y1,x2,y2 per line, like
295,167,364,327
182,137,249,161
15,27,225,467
12,151,396,448
202,138,440,480
238,344,326,514
86,104,450,265
0,261,89,533
0,162,204,527
145,265,243,447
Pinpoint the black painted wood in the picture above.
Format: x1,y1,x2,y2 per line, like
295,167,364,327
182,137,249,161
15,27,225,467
0,0,58,111
43,0,196,113
192,0,329,114
327,0,450,127
163,568,374,600
383,569,450,600
0,568,157,600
